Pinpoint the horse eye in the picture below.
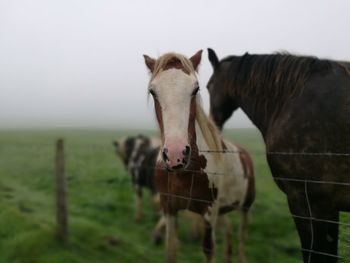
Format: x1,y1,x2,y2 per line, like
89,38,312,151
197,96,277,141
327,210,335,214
191,87,200,96
149,89,157,98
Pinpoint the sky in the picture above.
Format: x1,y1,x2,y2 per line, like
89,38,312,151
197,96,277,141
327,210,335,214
0,0,349,129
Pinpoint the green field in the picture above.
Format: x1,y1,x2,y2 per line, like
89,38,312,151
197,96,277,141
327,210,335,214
0,129,349,263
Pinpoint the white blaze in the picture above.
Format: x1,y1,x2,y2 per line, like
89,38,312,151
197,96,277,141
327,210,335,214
150,68,198,167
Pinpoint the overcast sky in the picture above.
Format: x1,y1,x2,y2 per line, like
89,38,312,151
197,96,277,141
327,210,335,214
1,0,349,129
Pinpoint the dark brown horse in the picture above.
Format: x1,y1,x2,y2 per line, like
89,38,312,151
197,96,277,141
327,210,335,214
206,48,350,263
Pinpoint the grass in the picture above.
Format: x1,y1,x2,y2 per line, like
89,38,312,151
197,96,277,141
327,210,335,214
0,128,348,262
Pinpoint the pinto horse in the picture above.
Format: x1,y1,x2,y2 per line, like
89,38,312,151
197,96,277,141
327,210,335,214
143,51,255,263
207,48,350,263
113,135,160,221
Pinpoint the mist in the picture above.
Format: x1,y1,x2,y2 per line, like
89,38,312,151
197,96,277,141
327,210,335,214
1,0,349,129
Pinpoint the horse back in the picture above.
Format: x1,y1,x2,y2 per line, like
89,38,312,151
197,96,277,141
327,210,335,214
267,67,350,152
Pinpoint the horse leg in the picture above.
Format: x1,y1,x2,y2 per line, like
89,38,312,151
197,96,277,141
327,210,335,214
165,214,177,263
152,193,161,219
238,210,248,263
152,215,166,245
203,219,215,263
152,193,161,210
326,212,340,261
218,215,233,263
134,186,142,222
203,209,218,263
310,210,339,263
287,195,339,263
187,212,204,241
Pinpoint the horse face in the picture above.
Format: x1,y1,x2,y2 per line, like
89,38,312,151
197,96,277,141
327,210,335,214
207,48,238,130
149,69,199,171
207,71,238,131
113,137,135,166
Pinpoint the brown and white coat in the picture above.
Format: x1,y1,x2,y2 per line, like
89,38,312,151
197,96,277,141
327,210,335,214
144,51,255,263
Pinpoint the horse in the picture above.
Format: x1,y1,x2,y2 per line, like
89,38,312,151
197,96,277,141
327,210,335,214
113,135,205,245
206,48,350,263
113,135,160,221
143,50,255,263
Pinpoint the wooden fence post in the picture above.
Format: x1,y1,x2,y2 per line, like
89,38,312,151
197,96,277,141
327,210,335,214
55,138,68,243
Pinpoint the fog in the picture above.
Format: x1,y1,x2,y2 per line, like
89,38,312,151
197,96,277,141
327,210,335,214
1,0,349,129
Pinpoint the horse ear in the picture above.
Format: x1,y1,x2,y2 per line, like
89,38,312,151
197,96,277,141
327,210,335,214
113,141,119,148
190,50,203,71
143,54,156,72
207,48,220,69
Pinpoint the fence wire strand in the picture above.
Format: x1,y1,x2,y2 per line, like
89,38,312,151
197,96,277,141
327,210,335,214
199,149,350,157
76,142,350,261
109,161,350,230
2,140,350,262
114,146,350,261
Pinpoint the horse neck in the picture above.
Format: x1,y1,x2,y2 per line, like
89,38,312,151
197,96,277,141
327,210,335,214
227,54,319,137
236,94,272,137
230,77,281,137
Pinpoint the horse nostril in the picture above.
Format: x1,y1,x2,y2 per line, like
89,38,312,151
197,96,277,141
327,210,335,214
183,146,191,157
162,148,169,162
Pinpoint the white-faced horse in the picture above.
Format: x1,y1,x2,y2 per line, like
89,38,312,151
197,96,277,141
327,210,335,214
143,50,255,263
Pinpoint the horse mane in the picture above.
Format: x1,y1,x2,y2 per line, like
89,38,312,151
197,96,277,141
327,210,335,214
150,52,223,160
150,52,196,81
337,61,350,75
222,52,346,102
195,96,223,161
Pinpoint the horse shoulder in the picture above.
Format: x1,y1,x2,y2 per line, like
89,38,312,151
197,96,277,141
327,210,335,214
217,141,253,209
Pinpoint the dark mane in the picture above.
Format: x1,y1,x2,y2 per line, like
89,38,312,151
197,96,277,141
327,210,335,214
222,53,346,101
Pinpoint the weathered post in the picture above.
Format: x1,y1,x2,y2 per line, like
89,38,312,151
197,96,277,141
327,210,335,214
55,138,68,243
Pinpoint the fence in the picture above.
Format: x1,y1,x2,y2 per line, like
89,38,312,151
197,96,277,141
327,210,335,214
0,131,349,263
112,145,350,262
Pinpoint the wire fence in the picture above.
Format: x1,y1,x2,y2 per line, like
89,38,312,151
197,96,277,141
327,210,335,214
201,149,350,262
120,147,350,262
1,139,350,262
